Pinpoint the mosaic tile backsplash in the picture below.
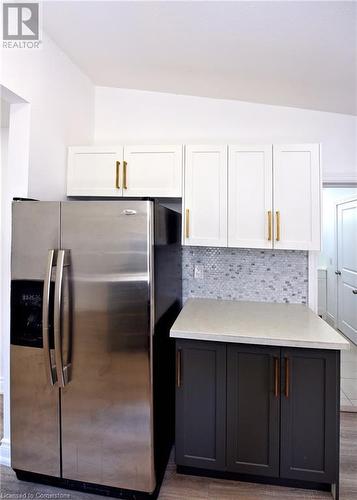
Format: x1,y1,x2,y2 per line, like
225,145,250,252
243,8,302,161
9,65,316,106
182,247,308,304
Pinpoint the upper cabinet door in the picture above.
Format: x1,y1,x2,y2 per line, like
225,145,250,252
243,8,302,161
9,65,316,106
123,145,183,197
184,145,227,247
228,145,273,249
273,144,321,251
67,146,124,197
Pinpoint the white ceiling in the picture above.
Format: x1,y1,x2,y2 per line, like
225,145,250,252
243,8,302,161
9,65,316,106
43,1,357,115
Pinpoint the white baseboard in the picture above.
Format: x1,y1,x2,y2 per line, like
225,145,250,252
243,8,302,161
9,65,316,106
0,437,11,467
0,376,4,394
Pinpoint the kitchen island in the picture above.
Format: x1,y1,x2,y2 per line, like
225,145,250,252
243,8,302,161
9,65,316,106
170,299,349,500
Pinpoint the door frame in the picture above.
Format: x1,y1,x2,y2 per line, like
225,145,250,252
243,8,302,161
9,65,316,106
315,184,357,326
0,85,31,466
336,196,357,338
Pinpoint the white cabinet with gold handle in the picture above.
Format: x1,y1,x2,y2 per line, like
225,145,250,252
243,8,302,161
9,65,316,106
228,144,320,251
68,142,321,251
273,144,321,250
228,145,273,249
67,146,124,197
67,145,183,198
122,145,182,197
183,145,227,247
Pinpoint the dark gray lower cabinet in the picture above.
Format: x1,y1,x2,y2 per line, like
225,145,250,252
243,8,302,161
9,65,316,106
280,348,340,484
175,339,340,496
227,345,280,477
175,340,226,470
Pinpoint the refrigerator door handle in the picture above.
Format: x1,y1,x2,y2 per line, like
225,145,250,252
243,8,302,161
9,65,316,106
54,249,70,387
43,249,57,386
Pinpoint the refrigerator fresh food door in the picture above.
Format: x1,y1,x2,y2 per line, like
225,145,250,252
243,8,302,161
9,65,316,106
60,201,155,492
11,201,61,477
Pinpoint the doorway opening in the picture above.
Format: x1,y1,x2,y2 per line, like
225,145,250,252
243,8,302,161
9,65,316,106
318,185,357,412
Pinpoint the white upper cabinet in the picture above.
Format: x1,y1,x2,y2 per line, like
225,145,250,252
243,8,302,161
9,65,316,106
67,146,124,197
67,145,183,197
67,142,321,252
183,145,227,247
228,145,273,249
123,145,182,197
273,144,321,251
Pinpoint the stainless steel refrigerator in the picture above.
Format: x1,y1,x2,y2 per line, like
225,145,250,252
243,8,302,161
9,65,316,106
10,200,181,498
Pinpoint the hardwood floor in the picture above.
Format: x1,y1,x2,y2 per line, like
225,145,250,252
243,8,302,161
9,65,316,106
0,413,356,499
341,340,357,411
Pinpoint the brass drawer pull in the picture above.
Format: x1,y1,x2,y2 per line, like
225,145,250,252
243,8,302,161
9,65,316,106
285,357,290,398
185,209,190,239
268,211,272,241
276,211,281,241
115,161,120,189
176,349,182,388
274,357,280,398
123,161,128,189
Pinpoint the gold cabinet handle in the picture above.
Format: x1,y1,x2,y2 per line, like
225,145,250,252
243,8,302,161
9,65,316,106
123,161,127,189
185,209,190,239
285,357,290,398
274,357,280,398
176,349,182,388
276,211,281,241
268,211,272,241
115,161,120,189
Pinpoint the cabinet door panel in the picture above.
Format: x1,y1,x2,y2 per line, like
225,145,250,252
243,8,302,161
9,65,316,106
227,344,280,477
184,145,227,246
175,340,226,470
273,144,321,250
124,145,182,197
280,348,339,483
228,145,273,249
67,146,124,197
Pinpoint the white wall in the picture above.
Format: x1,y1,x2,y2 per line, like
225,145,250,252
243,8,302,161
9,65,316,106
0,97,31,465
1,32,95,200
0,125,9,394
319,187,357,325
94,87,357,183
0,32,95,466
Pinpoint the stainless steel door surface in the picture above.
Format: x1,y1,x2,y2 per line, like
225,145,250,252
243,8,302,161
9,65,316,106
11,202,61,476
60,201,155,492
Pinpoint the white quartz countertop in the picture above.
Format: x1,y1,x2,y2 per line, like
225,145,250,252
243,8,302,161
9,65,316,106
170,299,350,350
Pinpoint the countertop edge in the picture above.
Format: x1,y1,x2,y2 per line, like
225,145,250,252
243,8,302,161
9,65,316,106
170,330,350,350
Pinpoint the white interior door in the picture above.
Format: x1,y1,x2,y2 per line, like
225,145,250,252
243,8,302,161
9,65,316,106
123,145,183,197
184,145,227,247
273,144,321,250
337,199,357,344
67,146,124,196
228,145,273,249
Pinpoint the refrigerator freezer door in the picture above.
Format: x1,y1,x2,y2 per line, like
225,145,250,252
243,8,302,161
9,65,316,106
11,202,61,477
60,201,155,492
